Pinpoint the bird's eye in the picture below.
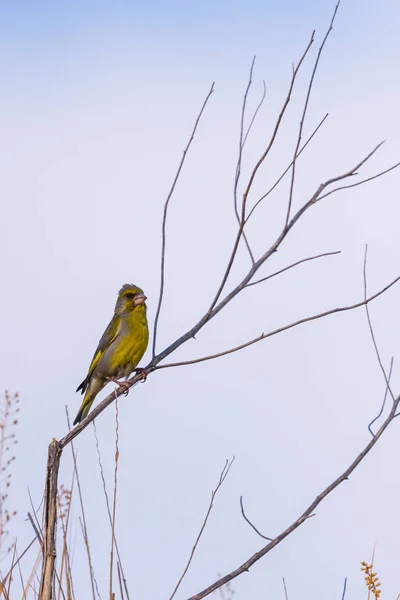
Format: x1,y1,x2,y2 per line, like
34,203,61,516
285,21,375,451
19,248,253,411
125,293,134,300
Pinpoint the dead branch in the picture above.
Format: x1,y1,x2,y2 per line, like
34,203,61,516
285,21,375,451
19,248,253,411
245,112,329,224
155,274,400,370
239,497,272,541
285,1,340,225
207,32,315,315
363,246,395,402
168,458,234,600
39,439,62,600
186,393,400,599
233,55,258,263
245,250,340,288
152,83,215,358
109,398,120,599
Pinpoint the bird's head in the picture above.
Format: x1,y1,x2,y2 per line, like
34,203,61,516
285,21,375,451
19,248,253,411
115,284,147,316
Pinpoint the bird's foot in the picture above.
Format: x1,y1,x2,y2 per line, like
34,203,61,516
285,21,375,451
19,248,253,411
134,368,149,383
107,377,131,396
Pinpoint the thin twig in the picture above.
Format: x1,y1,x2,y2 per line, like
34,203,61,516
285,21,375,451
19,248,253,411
27,513,42,544
152,83,215,358
6,542,17,598
368,357,394,436
93,423,129,600
285,1,340,225
234,56,257,263
155,274,400,370
246,112,329,223
282,577,289,600
246,250,340,288
109,397,120,599
3,537,36,586
66,408,97,600
243,80,267,149
186,394,400,599
363,245,395,402
116,562,125,600
168,458,234,600
240,496,272,541
341,577,347,600
317,160,400,202
207,33,315,315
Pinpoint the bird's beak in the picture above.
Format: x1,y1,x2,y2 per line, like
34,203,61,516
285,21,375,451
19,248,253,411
134,293,147,306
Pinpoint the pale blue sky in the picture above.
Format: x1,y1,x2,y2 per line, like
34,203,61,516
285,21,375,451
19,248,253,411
1,0,400,598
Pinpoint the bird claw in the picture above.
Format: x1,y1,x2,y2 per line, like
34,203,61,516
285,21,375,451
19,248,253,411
107,378,131,396
134,368,148,383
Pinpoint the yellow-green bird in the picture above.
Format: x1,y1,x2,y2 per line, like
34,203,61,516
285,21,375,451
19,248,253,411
73,284,149,425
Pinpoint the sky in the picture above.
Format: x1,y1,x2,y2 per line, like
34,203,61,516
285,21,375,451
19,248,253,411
1,0,400,598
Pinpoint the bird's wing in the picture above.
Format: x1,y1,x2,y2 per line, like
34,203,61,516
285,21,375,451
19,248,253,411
76,314,121,394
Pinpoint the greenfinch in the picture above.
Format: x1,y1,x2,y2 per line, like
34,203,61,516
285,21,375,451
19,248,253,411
73,284,149,425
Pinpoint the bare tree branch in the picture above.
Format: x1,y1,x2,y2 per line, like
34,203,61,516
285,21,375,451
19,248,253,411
93,421,130,600
246,250,340,288
65,408,97,600
152,83,215,358
368,357,394,436
283,577,289,600
155,274,400,370
109,398,120,599
246,112,329,224
363,245,395,402
234,56,256,263
207,32,315,315
168,458,234,600
285,1,340,225
186,394,400,599
317,160,400,202
341,578,347,600
240,496,272,541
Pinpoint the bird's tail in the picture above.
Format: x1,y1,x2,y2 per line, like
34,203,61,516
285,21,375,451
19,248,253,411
73,392,95,426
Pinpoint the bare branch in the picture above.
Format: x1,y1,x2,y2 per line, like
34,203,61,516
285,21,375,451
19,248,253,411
109,398,120,599
168,458,234,600
246,113,329,224
363,245,395,403
186,394,400,599
66,408,97,600
285,1,340,225
341,578,347,600
240,496,272,541
243,79,267,148
155,274,400,370
246,250,340,288
234,56,256,263
152,83,215,358
57,143,396,449
207,33,315,315
317,160,400,202
92,422,130,600
368,357,394,436
283,577,289,600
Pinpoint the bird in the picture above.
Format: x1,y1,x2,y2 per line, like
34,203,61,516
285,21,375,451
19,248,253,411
73,284,149,425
